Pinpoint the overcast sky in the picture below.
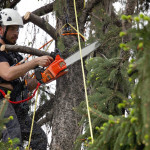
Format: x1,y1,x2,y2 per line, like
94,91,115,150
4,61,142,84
16,0,55,49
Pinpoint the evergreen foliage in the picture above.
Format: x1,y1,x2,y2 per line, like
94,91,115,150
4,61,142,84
87,3,122,58
75,7,150,150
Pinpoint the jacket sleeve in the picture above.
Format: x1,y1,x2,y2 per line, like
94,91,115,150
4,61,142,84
0,51,9,63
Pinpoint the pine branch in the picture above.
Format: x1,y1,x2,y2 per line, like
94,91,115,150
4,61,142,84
24,12,58,40
90,107,122,122
0,44,52,56
90,1,122,28
90,108,109,121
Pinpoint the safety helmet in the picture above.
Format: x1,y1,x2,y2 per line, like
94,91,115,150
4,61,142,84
0,8,23,27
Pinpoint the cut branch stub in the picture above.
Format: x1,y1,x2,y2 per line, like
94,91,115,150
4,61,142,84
24,12,30,21
23,12,58,40
0,44,52,56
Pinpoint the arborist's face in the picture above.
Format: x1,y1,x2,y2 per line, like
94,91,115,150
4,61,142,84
6,25,19,44
0,25,19,44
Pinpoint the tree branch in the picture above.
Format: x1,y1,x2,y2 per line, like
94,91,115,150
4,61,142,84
35,95,55,122
0,44,52,56
10,0,21,8
80,0,102,24
39,87,54,95
23,2,54,24
37,110,53,127
32,2,54,17
24,12,58,40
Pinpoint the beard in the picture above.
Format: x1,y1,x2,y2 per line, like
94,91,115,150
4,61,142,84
7,35,18,45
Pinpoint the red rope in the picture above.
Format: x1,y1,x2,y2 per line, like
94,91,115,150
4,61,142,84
0,82,41,104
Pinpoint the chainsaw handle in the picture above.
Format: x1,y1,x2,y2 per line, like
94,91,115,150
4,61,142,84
34,67,45,83
50,48,62,60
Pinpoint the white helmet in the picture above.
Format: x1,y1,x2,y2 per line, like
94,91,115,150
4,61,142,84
0,8,23,27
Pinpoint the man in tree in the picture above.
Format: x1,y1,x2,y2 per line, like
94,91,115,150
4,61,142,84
0,8,53,150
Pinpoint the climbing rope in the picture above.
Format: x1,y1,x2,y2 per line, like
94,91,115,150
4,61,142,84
83,0,85,10
61,23,86,41
73,0,94,144
59,22,86,41
27,88,39,149
0,82,40,104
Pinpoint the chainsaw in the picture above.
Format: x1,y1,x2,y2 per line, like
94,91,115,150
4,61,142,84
34,42,99,84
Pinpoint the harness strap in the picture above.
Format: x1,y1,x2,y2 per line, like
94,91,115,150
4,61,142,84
0,82,41,104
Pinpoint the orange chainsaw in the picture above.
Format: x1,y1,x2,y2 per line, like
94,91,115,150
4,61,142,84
34,42,99,84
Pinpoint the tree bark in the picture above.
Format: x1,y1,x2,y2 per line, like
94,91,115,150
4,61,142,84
0,0,20,8
35,95,55,122
50,0,85,149
10,0,21,8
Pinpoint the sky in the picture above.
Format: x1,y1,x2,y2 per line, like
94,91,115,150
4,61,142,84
17,0,56,49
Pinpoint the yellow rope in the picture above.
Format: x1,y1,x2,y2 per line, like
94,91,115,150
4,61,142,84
83,0,85,10
73,0,94,144
67,23,86,41
59,24,67,34
59,22,86,41
27,88,39,149
27,40,53,149
45,40,53,52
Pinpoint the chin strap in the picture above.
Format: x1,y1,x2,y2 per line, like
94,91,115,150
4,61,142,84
1,26,13,44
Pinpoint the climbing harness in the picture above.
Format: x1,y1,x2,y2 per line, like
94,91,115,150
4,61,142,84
0,39,53,104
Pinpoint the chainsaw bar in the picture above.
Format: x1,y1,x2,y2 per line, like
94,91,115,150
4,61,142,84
65,41,99,67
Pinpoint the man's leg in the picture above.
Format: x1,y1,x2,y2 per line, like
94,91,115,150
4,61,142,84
2,102,23,149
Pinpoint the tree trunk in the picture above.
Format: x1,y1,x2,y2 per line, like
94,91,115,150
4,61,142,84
50,0,85,149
